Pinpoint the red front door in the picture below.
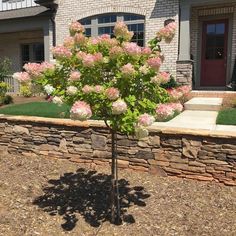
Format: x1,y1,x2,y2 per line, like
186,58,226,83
201,19,228,87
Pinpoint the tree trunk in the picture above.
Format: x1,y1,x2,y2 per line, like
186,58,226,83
110,129,120,224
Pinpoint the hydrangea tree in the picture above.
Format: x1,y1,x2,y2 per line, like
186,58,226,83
14,20,182,223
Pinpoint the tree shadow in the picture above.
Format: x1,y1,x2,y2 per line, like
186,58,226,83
33,168,150,231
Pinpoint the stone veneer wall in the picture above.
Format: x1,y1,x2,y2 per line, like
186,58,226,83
176,61,193,87
0,116,235,186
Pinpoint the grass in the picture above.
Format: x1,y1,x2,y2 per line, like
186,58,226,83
0,102,70,119
216,108,236,125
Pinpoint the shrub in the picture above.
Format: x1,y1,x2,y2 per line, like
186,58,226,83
1,95,13,105
20,84,32,97
0,58,12,82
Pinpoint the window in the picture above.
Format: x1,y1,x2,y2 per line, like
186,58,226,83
79,13,145,46
21,43,44,67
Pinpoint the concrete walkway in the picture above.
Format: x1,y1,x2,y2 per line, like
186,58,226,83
153,97,236,133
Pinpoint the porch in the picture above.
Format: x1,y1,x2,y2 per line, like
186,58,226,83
178,0,236,91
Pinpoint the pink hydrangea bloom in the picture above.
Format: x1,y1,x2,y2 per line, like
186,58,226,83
105,87,120,100
167,88,183,100
23,63,42,77
94,85,104,93
74,33,87,45
114,21,134,41
82,53,103,67
23,62,54,78
69,71,81,81
139,65,149,75
151,72,170,85
177,85,191,96
156,104,175,120
13,72,31,84
82,85,94,94
123,42,141,56
40,62,54,71
147,57,162,71
142,47,152,55
52,46,72,59
76,51,87,60
121,63,135,76
169,103,183,113
63,36,75,49
112,99,128,115
70,101,92,121
69,21,85,36
157,22,177,43
109,46,124,58
138,114,155,127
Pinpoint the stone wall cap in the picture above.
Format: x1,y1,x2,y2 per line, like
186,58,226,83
0,114,235,139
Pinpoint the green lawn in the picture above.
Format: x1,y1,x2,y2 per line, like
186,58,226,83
0,102,70,119
216,108,236,125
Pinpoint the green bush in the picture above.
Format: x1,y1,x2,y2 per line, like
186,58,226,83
20,84,32,97
0,58,12,81
1,95,13,105
0,81,8,98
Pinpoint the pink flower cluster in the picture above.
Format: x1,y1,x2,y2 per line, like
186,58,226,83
74,33,87,46
156,102,183,121
105,87,120,100
142,47,152,55
147,57,162,71
167,85,191,101
70,101,92,121
63,36,75,49
13,72,31,84
112,99,128,115
121,63,135,76
157,22,177,43
69,71,81,81
109,46,124,58
52,46,72,59
151,72,170,85
69,21,85,36
113,21,134,41
23,62,54,78
82,85,104,94
82,53,103,67
123,42,141,56
138,113,155,127
90,34,117,47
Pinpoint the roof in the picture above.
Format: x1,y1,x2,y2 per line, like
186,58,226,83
0,6,50,21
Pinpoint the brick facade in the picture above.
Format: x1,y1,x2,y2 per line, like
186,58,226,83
55,0,179,77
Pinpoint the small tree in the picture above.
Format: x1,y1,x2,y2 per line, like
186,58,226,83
14,21,177,223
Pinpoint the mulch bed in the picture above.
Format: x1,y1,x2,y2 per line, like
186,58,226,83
0,153,236,236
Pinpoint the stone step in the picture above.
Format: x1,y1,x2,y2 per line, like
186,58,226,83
184,97,223,111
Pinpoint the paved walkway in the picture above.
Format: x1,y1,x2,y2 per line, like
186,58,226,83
153,97,236,133
153,110,236,132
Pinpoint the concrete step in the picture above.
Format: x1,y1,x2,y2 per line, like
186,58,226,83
184,97,223,111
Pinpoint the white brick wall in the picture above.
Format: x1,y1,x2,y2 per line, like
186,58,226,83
54,0,179,77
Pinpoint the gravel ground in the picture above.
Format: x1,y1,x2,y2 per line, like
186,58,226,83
0,153,236,236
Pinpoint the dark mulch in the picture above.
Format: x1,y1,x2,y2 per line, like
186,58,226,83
0,153,235,236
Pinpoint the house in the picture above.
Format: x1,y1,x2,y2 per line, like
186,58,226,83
0,0,235,91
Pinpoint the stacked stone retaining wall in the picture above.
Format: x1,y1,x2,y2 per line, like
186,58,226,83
0,116,235,186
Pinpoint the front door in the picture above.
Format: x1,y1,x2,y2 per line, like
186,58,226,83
201,19,228,87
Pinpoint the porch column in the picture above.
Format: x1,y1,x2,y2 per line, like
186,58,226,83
177,2,193,87
178,3,191,61
43,21,50,62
